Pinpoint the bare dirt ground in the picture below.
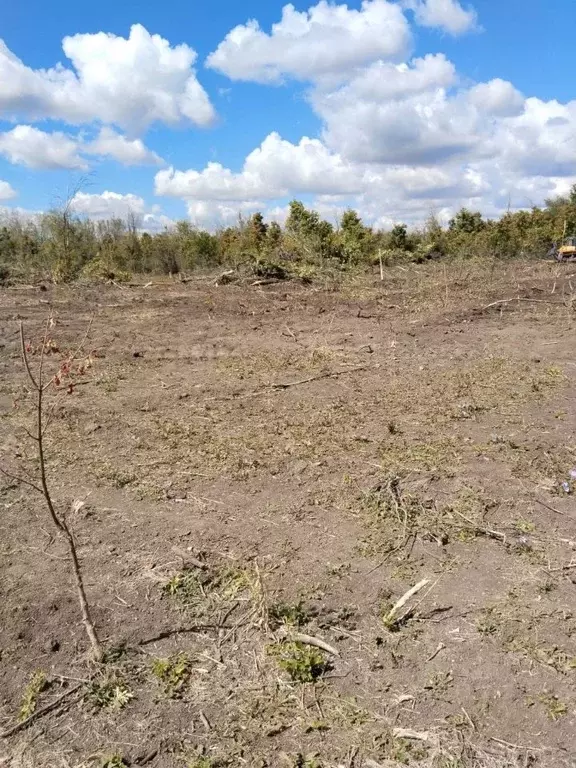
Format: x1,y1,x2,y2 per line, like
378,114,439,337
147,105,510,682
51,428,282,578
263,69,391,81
2,260,576,768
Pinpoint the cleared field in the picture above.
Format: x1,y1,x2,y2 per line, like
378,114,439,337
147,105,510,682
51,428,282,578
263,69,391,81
2,260,576,768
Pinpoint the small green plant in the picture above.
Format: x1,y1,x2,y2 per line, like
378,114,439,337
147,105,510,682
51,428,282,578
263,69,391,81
163,569,204,606
163,564,254,612
538,693,567,721
151,653,192,697
514,518,536,533
86,676,134,711
188,758,217,768
268,601,309,628
268,641,327,683
19,670,48,721
100,755,128,768
288,755,323,768
376,734,428,765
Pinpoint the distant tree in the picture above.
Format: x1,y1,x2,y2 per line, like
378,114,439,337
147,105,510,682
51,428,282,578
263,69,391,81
448,208,485,235
389,223,408,250
266,221,282,249
286,200,338,261
339,209,372,262
247,212,268,251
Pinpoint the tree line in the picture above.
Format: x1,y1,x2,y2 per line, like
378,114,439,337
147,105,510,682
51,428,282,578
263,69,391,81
2,187,576,283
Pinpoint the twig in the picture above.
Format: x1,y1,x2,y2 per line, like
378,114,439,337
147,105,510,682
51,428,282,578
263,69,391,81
452,510,505,542
0,466,44,495
426,642,445,662
481,297,562,311
272,364,375,390
138,624,236,645
0,683,83,739
535,498,570,516
547,562,576,573
347,745,360,767
489,736,543,753
170,545,208,571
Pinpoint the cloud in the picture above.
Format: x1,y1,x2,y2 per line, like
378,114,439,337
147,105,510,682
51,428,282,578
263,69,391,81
0,24,215,131
155,131,362,201
403,0,478,35
206,0,411,83
313,62,478,165
0,125,87,169
155,69,576,229
85,127,163,165
468,78,525,117
0,125,165,170
186,200,264,229
68,191,175,231
71,191,147,218
0,180,17,201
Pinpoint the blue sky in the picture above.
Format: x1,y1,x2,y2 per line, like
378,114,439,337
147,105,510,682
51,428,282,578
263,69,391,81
0,0,575,229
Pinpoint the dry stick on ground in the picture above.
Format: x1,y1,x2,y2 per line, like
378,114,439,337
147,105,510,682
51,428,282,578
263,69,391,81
1,320,103,662
480,297,564,311
0,683,84,739
271,363,377,390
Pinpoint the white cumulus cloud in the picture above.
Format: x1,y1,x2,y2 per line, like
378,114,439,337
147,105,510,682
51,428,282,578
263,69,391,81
155,132,362,201
85,127,163,165
186,200,265,229
71,191,147,218
0,125,87,169
403,0,478,35
468,78,525,117
206,0,411,83
0,24,215,131
0,180,17,201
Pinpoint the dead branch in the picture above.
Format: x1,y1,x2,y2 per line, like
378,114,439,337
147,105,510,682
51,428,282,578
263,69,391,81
171,545,208,571
535,498,571,516
272,364,376,390
277,627,340,657
384,579,430,628
0,683,84,739
480,297,563,311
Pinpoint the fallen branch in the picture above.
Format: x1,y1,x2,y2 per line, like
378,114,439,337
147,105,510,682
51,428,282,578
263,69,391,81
392,728,431,742
384,579,430,628
272,364,376,390
480,297,563,311
278,627,340,657
138,623,238,645
535,498,570,517
0,682,83,739
426,642,446,662
452,510,505,542
171,545,208,571
547,562,576,573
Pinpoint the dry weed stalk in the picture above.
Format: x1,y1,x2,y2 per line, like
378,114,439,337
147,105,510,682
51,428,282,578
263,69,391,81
0,318,103,661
